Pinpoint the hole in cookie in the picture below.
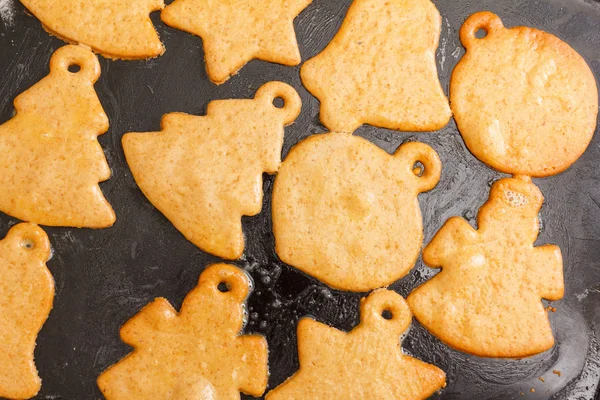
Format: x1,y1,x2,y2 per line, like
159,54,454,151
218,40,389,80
218,281,230,293
21,239,35,250
381,309,393,320
413,161,425,177
68,63,81,73
475,28,488,39
273,97,285,109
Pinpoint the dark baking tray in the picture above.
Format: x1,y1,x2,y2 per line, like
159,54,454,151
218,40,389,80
1,0,599,398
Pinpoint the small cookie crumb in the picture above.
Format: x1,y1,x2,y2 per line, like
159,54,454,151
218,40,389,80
531,388,535,393
553,370,562,377
539,377,545,382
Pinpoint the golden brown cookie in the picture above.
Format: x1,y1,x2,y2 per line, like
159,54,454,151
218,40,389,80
300,0,451,133
266,289,446,399
20,0,165,59
123,82,301,259
161,0,312,84
273,132,441,291
450,11,598,177
407,177,564,358
0,223,54,400
0,45,115,228
97,263,268,399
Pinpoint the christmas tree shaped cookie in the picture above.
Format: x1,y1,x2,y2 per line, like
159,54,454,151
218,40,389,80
98,263,268,400
301,0,451,133
0,223,54,400
407,177,564,358
450,12,598,177
272,132,441,291
0,45,115,228
266,289,446,399
161,0,312,84
123,81,301,259
20,0,165,59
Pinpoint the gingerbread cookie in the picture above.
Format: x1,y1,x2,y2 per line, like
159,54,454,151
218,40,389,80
20,0,165,59
300,0,451,133
450,12,598,177
0,223,54,400
266,289,446,399
161,0,312,84
0,45,115,228
123,82,301,259
273,132,441,291
98,263,268,399
407,177,564,358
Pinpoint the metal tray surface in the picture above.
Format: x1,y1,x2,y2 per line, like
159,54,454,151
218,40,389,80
0,0,599,399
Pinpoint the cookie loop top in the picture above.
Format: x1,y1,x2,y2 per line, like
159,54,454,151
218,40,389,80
255,81,302,125
199,263,249,302
460,11,504,49
50,45,101,83
5,223,51,261
394,142,442,193
360,289,411,334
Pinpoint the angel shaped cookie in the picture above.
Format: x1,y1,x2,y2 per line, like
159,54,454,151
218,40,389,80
162,0,313,84
267,290,446,399
450,12,598,177
0,45,115,228
98,263,268,400
407,177,564,357
123,82,301,259
20,0,165,59
301,0,451,133
273,132,441,291
0,223,54,399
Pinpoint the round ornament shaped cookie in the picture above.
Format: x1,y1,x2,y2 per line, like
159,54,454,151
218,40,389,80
272,132,441,292
450,12,598,177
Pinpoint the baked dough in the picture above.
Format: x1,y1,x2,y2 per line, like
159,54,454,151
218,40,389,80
0,223,54,400
273,132,441,291
123,82,301,259
407,177,564,357
162,0,313,84
0,45,115,228
450,11,598,177
98,263,268,399
266,289,446,399
20,0,165,59
301,0,451,133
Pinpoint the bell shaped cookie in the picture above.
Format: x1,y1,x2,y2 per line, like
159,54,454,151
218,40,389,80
0,223,54,400
162,0,313,84
301,0,451,133
407,177,564,358
273,132,441,291
20,0,165,59
98,263,268,400
0,45,115,228
266,290,446,399
450,12,598,177
123,82,301,259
